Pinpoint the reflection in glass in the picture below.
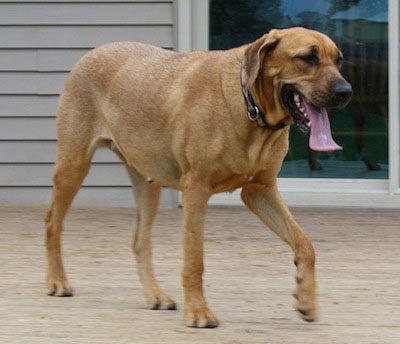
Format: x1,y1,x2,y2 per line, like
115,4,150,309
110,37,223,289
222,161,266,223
210,0,388,179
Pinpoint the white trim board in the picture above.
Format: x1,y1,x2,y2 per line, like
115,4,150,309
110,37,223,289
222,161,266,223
209,179,400,209
389,0,400,194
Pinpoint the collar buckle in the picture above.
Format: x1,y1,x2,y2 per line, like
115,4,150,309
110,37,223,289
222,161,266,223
247,104,260,122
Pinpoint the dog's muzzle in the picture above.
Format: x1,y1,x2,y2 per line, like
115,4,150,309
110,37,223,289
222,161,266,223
281,84,352,152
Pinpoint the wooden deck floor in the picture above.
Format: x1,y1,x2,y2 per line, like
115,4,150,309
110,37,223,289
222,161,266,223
1,205,399,343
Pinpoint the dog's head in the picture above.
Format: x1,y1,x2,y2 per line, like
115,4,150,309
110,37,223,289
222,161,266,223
243,27,352,152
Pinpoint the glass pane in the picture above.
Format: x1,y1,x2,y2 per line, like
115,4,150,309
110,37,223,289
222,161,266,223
209,0,388,179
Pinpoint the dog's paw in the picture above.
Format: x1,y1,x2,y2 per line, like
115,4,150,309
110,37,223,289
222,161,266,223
185,306,219,328
308,159,322,171
296,306,318,322
292,274,318,322
47,276,73,297
361,156,381,171
293,290,318,322
150,294,177,310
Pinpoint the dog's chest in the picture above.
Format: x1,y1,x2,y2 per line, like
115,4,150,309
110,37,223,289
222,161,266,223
208,132,289,193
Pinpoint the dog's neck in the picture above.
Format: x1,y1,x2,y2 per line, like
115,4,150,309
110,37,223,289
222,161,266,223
239,64,286,131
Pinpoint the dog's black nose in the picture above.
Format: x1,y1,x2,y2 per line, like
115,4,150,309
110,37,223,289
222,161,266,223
333,82,353,102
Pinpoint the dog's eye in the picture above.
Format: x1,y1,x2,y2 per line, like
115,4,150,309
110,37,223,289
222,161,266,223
336,56,343,69
297,54,319,66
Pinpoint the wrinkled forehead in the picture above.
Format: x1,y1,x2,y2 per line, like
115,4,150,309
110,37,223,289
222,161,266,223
277,28,342,59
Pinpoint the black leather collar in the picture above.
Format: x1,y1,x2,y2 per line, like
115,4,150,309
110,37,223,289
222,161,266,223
240,64,286,130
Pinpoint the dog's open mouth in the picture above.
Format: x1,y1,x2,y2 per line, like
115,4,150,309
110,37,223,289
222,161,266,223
282,85,342,152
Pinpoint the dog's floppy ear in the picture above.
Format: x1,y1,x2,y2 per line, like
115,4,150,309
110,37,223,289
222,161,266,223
243,30,279,92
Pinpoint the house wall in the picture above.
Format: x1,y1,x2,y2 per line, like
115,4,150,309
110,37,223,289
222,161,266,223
0,0,179,207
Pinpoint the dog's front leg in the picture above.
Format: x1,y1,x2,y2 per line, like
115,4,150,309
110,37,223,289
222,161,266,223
181,181,219,328
241,183,318,322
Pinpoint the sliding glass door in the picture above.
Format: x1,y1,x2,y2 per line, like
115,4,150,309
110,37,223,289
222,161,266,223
210,0,389,180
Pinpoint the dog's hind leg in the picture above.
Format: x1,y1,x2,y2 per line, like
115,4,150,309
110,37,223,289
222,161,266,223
125,167,177,310
241,183,318,322
45,141,94,297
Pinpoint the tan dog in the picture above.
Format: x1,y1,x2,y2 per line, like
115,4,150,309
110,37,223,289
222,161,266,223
45,27,352,328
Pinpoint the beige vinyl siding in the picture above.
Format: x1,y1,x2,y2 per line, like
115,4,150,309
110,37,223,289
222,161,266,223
0,0,177,207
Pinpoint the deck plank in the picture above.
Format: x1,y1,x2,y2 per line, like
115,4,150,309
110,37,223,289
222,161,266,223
1,206,399,343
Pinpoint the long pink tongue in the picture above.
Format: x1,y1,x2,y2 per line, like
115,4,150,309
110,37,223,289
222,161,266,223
302,99,342,152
